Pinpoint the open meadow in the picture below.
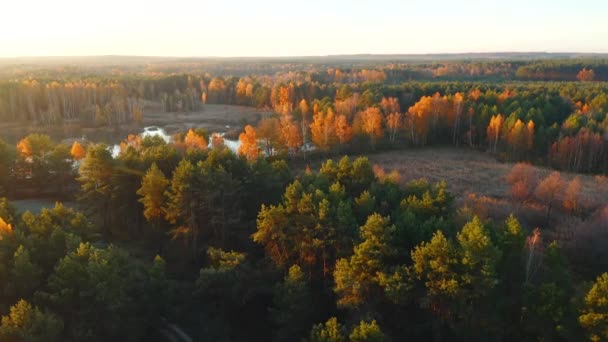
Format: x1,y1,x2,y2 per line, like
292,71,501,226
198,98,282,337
368,147,605,203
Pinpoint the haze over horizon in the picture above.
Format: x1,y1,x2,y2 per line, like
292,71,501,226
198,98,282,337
2,0,607,58
2,52,608,59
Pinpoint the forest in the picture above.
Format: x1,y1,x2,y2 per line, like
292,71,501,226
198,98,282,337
0,55,607,341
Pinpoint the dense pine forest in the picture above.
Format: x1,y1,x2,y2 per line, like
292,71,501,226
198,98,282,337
0,55,607,341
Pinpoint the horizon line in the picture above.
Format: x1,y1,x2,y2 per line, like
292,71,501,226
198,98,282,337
2,51,608,60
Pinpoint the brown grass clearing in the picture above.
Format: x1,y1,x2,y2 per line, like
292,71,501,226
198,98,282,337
144,104,272,137
0,103,271,144
367,147,606,206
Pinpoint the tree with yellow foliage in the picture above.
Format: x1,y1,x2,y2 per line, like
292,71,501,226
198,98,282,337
580,273,608,341
310,109,337,152
208,77,227,103
386,112,402,144
238,125,259,161
486,114,504,153
279,115,302,155
407,96,433,146
507,119,535,160
334,214,395,308
359,107,383,149
137,163,169,252
257,117,280,156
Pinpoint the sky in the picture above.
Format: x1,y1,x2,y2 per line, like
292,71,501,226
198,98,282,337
1,0,607,57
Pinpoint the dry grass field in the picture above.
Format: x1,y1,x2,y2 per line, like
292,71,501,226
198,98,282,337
0,103,270,143
367,147,606,205
365,148,607,244
144,104,271,137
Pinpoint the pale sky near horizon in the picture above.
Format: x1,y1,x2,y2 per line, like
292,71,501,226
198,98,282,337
1,0,607,57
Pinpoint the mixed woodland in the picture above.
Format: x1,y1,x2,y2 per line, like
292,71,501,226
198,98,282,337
0,55,607,341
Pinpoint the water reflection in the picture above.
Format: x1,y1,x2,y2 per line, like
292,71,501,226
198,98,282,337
110,126,240,158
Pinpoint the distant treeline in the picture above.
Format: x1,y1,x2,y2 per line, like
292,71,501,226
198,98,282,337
2,57,608,81
1,59,607,173
516,60,608,81
0,75,205,125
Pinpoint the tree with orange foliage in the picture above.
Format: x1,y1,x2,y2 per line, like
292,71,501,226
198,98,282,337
562,176,581,213
386,112,401,144
430,92,449,133
15,134,54,184
70,141,86,161
506,163,538,203
525,228,543,283
310,109,337,152
380,97,400,114
498,89,515,102
132,104,143,124
16,134,53,159
184,129,207,151
208,77,226,103
334,93,359,119
299,99,311,159
549,128,606,173
16,139,31,157
486,114,504,153
334,114,353,147
299,99,309,117
211,134,225,150
271,84,294,115
238,125,259,161
535,172,564,223
507,119,534,160
577,68,596,82
279,115,303,155
451,93,464,145
508,120,525,151
373,164,401,184
119,134,142,153
358,107,383,149
525,120,535,151
468,88,481,101
407,96,433,146
465,107,476,147
0,216,12,240
510,181,531,205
